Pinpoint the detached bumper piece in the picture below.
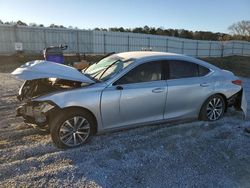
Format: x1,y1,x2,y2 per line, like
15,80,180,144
227,89,247,118
16,102,54,126
227,89,243,109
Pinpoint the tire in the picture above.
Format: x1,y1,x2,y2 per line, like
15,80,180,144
49,108,96,149
199,94,226,121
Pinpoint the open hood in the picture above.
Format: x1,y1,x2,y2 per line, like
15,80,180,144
11,60,95,83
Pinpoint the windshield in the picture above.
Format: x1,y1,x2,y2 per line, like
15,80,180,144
84,55,133,81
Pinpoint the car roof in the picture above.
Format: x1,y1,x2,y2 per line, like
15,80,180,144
116,51,182,60
115,51,220,71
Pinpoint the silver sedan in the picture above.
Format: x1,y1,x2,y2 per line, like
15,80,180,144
12,51,247,148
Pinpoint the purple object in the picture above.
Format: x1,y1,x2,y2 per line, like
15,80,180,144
44,46,65,64
45,54,64,64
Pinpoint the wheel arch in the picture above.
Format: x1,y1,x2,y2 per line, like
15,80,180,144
216,93,228,111
198,93,227,120
49,106,98,134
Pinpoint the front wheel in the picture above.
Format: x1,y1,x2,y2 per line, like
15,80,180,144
50,108,96,148
199,94,226,121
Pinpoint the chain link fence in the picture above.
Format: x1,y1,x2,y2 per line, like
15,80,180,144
0,24,250,57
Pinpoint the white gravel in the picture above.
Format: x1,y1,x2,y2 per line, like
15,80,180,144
0,73,250,188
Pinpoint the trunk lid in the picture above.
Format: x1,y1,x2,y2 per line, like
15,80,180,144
11,60,95,83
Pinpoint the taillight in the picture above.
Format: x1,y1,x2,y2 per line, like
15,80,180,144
232,79,243,86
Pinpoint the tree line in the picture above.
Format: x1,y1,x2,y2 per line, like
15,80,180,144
0,19,249,41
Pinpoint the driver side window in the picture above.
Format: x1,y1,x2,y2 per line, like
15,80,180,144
114,61,162,85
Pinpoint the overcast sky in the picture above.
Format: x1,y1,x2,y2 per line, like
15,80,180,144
0,0,249,33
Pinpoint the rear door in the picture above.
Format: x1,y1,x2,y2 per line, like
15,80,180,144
164,60,213,119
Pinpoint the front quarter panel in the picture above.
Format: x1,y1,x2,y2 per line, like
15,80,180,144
33,84,104,131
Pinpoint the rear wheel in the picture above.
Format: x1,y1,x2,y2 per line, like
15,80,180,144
199,94,225,121
50,108,96,148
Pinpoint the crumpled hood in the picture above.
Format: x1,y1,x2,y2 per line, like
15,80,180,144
11,60,95,83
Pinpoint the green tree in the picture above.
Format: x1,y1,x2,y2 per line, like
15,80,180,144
29,23,37,27
132,27,144,33
179,29,193,39
143,25,150,34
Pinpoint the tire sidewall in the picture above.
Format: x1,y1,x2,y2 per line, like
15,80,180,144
200,94,225,121
50,108,96,148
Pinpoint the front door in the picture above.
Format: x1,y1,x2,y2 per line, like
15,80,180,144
101,60,167,129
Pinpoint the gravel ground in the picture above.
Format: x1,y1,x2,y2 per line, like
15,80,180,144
0,73,250,187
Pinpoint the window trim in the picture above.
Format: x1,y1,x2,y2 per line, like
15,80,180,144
165,60,212,80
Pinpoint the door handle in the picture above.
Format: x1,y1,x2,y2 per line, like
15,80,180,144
116,85,123,90
200,83,210,87
152,88,164,93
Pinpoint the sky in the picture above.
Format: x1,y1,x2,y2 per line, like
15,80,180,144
0,0,249,33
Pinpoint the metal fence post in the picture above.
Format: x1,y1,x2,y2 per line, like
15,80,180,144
43,29,47,48
209,42,212,57
166,38,168,52
248,43,250,56
103,33,106,54
221,42,224,57
147,37,150,49
12,25,17,53
232,41,235,55
13,25,18,42
196,41,199,57
76,30,80,54
127,35,130,51
242,43,244,56
181,41,184,54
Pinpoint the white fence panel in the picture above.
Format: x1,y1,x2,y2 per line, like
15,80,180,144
0,25,15,54
0,24,250,57
17,27,45,53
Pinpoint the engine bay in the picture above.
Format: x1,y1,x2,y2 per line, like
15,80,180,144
17,78,84,101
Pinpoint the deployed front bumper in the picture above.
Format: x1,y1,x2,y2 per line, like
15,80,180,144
16,102,55,126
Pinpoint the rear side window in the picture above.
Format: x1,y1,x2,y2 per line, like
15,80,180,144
198,65,210,76
168,60,210,79
169,60,198,79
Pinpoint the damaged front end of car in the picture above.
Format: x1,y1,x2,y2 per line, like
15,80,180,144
16,101,56,127
12,60,95,128
15,78,86,128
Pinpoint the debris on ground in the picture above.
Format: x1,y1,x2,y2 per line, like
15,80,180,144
0,73,250,187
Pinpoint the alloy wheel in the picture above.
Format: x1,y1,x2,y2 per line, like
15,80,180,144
59,116,90,147
206,97,224,121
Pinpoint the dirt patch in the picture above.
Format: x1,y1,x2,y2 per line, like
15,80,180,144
0,69,250,187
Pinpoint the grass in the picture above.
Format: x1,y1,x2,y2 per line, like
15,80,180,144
202,56,250,77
